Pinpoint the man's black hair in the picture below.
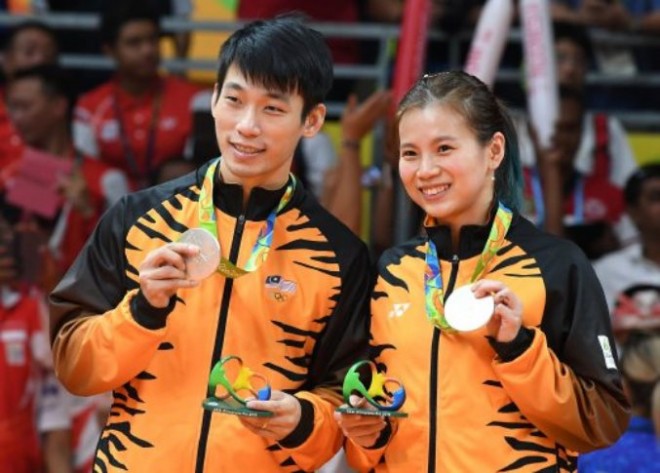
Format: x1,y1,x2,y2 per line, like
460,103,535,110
215,15,334,118
624,163,660,206
11,64,75,119
2,20,59,53
553,20,593,60
100,0,160,46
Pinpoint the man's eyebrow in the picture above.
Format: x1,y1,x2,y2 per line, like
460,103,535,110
222,81,291,103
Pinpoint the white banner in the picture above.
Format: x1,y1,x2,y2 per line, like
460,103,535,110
464,0,514,88
520,0,558,149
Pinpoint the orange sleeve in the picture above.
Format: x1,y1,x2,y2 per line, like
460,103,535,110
276,389,344,471
344,422,397,473
492,328,630,452
52,289,167,396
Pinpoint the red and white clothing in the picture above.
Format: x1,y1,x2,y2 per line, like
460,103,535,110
39,373,106,473
0,285,50,473
73,75,203,189
517,112,637,234
48,154,128,273
2,148,128,280
0,96,25,192
594,243,660,332
238,1,361,65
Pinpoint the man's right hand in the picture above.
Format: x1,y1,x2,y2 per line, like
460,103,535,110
138,243,201,308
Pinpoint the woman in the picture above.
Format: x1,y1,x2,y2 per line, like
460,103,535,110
579,331,660,472
336,71,630,472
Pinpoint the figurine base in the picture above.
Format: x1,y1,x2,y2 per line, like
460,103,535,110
202,397,273,417
336,406,408,418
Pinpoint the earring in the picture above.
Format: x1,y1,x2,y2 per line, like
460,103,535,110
491,174,496,181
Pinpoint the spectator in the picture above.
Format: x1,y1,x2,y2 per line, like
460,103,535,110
516,22,639,256
0,20,59,186
520,86,628,258
5,64,128,282
38,371,107,473
0,217,51,473
237,2,363,101
319,89,391,235
551,1,660,109
73,0,204,190
593,164,660,338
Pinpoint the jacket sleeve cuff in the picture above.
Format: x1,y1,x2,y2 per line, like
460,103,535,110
488,327,535,362
130,291,176,330
366,418,392,449
278,398,314,449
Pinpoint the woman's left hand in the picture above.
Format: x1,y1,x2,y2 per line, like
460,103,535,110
242,390,302,441
472,280,523,343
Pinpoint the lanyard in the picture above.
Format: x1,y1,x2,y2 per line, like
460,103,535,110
531,169,584,226
424,202,513,331
112,82,162,183
198,159,296,279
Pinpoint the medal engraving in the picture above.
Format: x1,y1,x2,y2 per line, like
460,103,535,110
178,228,221,281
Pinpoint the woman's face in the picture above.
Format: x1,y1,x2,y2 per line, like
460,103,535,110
398,102,504,230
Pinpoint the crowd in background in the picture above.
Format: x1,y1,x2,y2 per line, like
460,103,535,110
1,1,659,472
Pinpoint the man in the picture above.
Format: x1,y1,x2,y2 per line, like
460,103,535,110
594,164,660,338
50,17,371,472
0,20,59,186
516,22,638,255
5,64,128,277
0,218,51,473
73,1,203,190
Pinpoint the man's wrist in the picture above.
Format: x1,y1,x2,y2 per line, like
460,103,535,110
341,138,360,150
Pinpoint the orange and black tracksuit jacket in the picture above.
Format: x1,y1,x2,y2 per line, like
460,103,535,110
49,161,371,472
346,213,631,472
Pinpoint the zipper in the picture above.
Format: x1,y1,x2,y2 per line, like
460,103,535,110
195,213,246,473
428,254,459,473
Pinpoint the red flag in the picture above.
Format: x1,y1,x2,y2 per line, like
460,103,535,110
391,0,432,109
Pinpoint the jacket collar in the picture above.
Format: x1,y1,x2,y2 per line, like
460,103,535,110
425,205,516,260
198,160,300,221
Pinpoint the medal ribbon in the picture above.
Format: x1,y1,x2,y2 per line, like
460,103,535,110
198,158,295,279
424,202,513,331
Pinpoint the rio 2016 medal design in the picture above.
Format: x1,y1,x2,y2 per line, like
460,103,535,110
177,228,221,281
202,355,273,417
444,284,495,332
336,361,408,418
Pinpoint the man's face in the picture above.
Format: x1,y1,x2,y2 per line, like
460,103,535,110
211,64,325,191
629,177,660,238
6,77,64,147
4,28,58,77
555,38,587,90
108,20,160,80
553,97,584,172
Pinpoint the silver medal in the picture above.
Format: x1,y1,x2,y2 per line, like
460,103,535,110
177,228,221,281
444,284,494,332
